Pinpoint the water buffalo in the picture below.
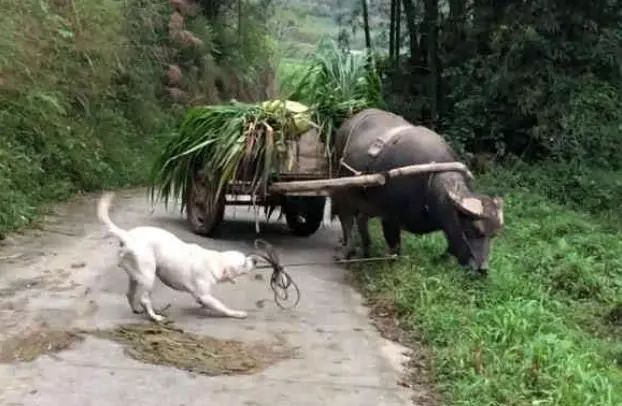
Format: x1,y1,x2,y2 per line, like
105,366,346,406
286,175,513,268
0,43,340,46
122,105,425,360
330,108,504,273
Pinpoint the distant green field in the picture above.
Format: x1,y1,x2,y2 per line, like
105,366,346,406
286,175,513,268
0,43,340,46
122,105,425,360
276,3,364,59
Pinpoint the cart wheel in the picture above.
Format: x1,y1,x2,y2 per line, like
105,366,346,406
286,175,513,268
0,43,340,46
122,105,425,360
283,196,326,237
186,178,225,236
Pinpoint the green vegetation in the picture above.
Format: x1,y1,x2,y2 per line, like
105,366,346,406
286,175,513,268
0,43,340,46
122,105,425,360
0,0,172,233
315,3,622,402
151,100,314,207
272,0,364,58
272,39,621,403
356,165,622,405
152,39,381,209
285,39,383,147
0,0,275,234
373,0,622,167
2,1,621,403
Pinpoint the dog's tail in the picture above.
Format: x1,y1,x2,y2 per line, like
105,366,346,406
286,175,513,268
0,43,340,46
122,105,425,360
97,192,130,245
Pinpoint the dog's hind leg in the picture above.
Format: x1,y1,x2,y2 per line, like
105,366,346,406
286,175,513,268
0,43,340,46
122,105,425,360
197,294,247,319
126,278,143,314
121,251,165,322
119,252,145,314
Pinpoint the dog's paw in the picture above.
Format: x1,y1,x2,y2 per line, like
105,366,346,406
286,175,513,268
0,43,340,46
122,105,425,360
156,303,172,315
150,314,166,323
230,310,248,319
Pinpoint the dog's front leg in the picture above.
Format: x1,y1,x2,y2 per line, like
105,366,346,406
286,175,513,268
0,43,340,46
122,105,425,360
140,293,165,322
198,294,247,319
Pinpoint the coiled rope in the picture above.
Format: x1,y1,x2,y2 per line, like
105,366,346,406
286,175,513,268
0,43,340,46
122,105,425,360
252,239,301,309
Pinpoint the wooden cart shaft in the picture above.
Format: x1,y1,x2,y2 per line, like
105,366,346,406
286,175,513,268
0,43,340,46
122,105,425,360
268,161,473,195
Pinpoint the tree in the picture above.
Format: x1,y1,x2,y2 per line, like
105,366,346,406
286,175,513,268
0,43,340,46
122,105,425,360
446,0,466,63
389,0,396,60
361,0,371,52
395,0,401,68
424,0,440,125
402,0,420,65
198,0,225,19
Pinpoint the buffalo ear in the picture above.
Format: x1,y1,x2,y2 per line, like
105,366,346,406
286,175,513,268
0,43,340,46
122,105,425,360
447,190,485,218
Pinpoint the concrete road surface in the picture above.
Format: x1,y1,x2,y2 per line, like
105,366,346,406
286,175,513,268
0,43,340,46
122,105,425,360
0,190,412,405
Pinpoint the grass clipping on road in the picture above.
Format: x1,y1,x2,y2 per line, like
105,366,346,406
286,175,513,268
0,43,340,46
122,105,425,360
92,323,293,376
355,174,622,405
0,330,83,363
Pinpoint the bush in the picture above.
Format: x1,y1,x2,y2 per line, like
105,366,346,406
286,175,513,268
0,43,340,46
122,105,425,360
0,0,278,234
478,160,622,215
0,0,170,232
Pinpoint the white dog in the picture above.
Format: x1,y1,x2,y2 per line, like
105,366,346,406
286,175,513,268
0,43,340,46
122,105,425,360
97,192,256,322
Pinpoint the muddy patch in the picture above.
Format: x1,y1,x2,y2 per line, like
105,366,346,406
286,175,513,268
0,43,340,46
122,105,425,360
89,323,293,376
0,329,83,363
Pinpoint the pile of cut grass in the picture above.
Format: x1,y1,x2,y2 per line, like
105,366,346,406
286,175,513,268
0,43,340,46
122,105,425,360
356,169,622,405
150,100,314,208
91,323,293,376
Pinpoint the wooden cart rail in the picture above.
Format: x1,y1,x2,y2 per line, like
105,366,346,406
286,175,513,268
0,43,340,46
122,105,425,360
186,161,473,237
268,161,473,194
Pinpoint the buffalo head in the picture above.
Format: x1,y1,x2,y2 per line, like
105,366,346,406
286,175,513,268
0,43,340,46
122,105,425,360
445,188,504,273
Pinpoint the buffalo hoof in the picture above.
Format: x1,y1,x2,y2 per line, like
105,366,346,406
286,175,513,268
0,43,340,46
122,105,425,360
466,268,488,278
333,253,353,262
334,247,357,261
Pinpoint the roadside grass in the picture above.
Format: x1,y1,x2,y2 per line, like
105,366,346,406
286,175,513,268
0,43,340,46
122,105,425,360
0,0,174,235
355,169,622,405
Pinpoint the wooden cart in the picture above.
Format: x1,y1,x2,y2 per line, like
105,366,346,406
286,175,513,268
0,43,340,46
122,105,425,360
184,128,472,237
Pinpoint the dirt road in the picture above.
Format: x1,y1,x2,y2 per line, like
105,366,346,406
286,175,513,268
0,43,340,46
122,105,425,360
0,190,412,405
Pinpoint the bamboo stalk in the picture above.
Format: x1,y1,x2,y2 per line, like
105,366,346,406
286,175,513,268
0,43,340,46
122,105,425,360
268,162,472,194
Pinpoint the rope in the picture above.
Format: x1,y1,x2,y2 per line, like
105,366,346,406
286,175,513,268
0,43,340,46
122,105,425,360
253,254,404,269
251,239,408,309
337,109,377,177
339,158,362,176
252,239,301,310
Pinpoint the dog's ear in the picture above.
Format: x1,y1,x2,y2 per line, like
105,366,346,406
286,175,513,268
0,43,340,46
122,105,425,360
222,266,237,284
247,254,261,268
